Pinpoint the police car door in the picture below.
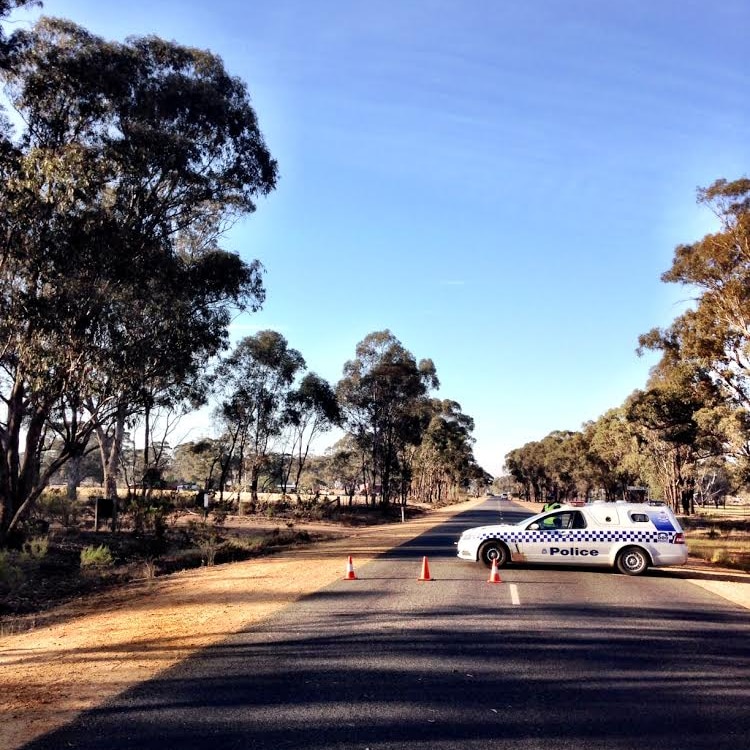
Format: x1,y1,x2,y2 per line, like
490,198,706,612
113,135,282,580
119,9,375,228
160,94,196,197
519,510,588,564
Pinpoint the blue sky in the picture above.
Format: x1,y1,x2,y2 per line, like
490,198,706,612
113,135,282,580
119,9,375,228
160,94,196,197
18,1,750,476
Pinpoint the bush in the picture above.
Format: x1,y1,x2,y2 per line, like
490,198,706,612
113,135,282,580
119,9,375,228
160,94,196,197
37,488,79,527
0,550,23,590
22,536,49,560
183,520,221,567
142,559,157,579
80,544,114,569
198,534,218,566
711,548,731,566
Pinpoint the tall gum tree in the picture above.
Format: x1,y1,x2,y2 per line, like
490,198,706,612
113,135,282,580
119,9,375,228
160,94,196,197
624,364,723,513
336,330,439,506
214,331,306,503
411,398,478,504
639,177,750,474
0,15,277,542
283,372,341,494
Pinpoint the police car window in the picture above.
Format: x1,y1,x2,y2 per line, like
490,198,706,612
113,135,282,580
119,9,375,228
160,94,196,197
630,513,649,523
533,511,587,530
570,511,586,529
559,511,586,529
528,515,557,529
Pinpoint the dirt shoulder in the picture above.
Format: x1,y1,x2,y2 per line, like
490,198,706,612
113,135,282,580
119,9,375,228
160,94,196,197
2,498,749,750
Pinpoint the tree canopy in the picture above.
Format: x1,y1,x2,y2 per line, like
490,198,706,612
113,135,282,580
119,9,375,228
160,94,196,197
214,331,306,501
0,13,277,540
336,330,440,505
505,176,750,511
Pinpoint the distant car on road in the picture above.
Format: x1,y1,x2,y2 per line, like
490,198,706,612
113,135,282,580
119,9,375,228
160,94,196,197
456,501,687,576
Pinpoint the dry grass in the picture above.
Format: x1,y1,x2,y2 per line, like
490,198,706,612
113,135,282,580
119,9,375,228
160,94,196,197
686,530,750,572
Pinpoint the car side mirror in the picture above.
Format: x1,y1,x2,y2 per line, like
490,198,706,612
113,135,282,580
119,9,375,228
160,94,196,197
529,523,540,530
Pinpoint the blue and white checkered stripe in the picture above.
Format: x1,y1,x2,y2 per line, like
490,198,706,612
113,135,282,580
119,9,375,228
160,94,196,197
478,530,666,544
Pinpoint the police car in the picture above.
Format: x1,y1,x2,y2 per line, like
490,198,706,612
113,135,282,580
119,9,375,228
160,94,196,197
456,502,688,576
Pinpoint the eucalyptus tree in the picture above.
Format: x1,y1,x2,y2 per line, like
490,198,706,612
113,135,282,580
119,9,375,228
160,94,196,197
171,441,217,488
214,331,306,502
538,431,580,502
563,426,601,500
411,399,478,504
639,178,750,459
624,362,724,513
0,16,276,541
324,434,366,505
505,442,544,501
583,408,647,500
336,330,439,506
559,429,602,500
283,372,341,493
693,457,733,508
0,2,38,61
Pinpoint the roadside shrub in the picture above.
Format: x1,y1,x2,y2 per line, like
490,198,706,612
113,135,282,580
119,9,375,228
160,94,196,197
214,529,311,564
0,550,23,590
80,544,114,569
142,559,157,579
197,532,219,566
183,520,222,567
211,507,228,526
37,488,79,527
216,535,266,562
711,548,731,566
22,536,49,560
125,496,161,536
690,543,749,572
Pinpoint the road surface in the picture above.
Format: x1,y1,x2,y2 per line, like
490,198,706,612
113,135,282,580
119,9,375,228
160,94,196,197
22,499,750,749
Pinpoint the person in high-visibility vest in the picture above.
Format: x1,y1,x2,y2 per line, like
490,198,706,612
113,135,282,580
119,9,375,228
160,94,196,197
540,501,562,529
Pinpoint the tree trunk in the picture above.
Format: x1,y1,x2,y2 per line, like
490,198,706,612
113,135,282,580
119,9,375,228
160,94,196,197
66,455,82,501
249,461,260,503
96,406,126,501
141,401,151,502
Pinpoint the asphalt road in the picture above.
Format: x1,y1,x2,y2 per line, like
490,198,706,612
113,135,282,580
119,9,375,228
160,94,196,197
23,499,750,750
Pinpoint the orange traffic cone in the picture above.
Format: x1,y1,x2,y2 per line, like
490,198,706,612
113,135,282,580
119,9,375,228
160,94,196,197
343,555,357,580
418,556,432,581
487,558,502,584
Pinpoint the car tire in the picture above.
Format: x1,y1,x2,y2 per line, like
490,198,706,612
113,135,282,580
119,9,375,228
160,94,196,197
615,546,650,576
479,540,509,569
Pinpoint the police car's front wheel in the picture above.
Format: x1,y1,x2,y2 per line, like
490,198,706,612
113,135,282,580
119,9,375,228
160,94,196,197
479,540,509,569
616,546,650,576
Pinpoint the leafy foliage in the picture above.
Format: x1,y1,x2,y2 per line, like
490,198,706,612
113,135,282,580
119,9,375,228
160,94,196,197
505,177,750,510
336,330,441,505
79,544,114,569
214,331,306,501
411,399,482,503
0,14,276,540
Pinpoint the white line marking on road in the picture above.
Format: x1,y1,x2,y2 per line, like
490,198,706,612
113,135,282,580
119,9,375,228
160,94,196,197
509,583,520,605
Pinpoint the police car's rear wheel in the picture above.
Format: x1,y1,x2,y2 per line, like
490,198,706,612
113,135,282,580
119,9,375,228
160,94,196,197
616,546,650,576
479,540,509,569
